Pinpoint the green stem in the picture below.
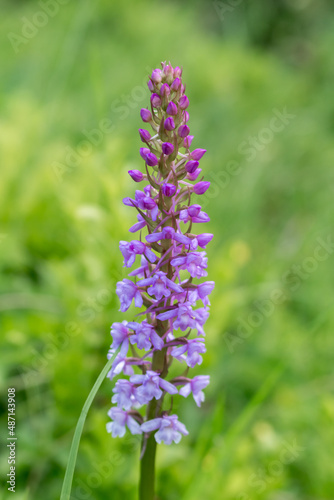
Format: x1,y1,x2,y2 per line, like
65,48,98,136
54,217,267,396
139,322,168,499
139,214,173,499
139,399,158,500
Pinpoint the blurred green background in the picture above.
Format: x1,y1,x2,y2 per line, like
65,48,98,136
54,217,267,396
1,0,334,499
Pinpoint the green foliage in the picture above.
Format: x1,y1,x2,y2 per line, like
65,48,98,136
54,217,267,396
1,1,334,499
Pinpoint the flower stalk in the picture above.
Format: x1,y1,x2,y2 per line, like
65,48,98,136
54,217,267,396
106,62,214,500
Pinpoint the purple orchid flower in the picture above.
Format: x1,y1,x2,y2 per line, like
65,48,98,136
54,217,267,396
119,240,156,267
128,320,164,351
116,279,143,312
107,352,135,379
138,271,183,301
106,407,142,437
123,190,159,221
170,251,208,278
157,302,209,335
130,370,178,405
146,226,191,246
179,375,210,407
141,415,188,445
109,321,130,356
107,62,214,484
179,204,210,224
170,337,207,368
112,379,139,410
190,233,214,250
187,281,215,306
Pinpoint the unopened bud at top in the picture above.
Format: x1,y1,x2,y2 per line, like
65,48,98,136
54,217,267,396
190,149,206,160
160,83,170,97
197,233,214,248
151,93,162,108
183,135,194,148
178,124,190,137
188,204,201,217
187,168,202,181
179,95,189,109
185,160,199,173
140,108,152,123
162,183,177,197
174,66,182,78
128,170,144,182
139,129,151,143
140,147,150,161
163,64,173,82
166,101,178,116
147,80,154,92
193,181,210,195
164,117,175,131
151,69,162,83
171,78,181,91
146,152,159,167
162,142,174,155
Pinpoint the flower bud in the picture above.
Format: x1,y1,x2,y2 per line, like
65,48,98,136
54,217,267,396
198,281,215,297
162,142,174,155
162,183,177,197
171,78,181,91
164,117,175,131
187,168,202,181
147,80,154,92
140,147,150,161
151,69,162,83
197,233,214,248
160,83,170,97
188,204,201,217
190,149,206,160
185,160,199,173
128,170,144,182
194,181,210,194
163,64,173,80
179,95,189,109
166,101,178,116
183,135,194,148
178,124,190,137
139,129,151,143
183,111,189,122
151,93,162,108
142,197,156,210
146,152,159,166
140,108,152,122
174,66,182,78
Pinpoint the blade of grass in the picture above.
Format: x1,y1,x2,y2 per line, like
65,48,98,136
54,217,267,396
60,352,117,500
183,364,284,500
224,363,284,447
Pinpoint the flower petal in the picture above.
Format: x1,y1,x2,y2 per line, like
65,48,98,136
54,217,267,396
141,418,162,433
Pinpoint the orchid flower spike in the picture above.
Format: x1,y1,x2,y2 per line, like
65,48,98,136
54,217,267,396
106,62,214,489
